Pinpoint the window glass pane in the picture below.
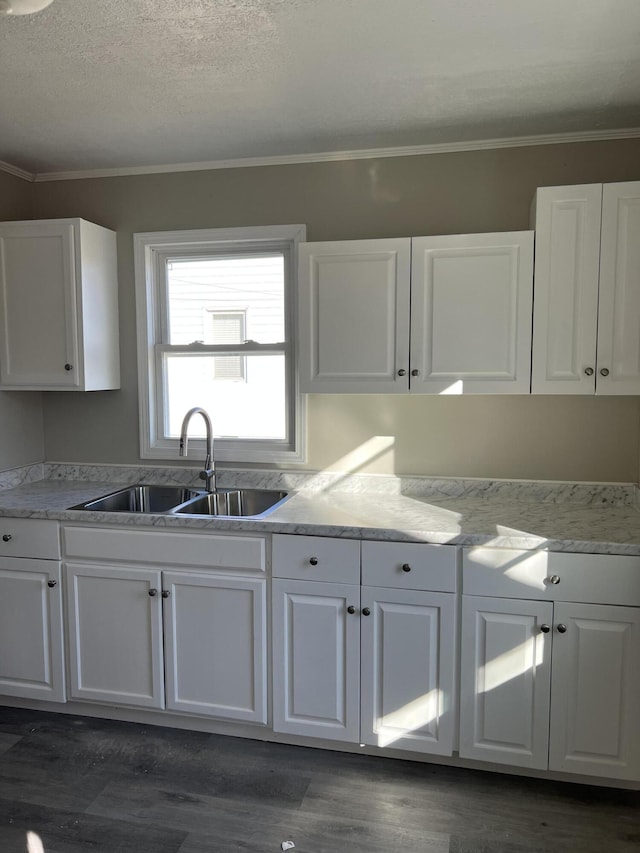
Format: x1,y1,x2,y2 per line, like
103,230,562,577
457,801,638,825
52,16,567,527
164,353,286,440
166,255,285,345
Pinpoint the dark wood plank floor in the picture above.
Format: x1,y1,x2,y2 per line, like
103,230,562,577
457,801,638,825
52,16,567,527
0,707,637,853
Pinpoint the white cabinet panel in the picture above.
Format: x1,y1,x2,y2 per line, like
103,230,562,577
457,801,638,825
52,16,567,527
361,540,456,592
410,232,534,393
531,184,602,393
532,180,640,395
459,596,553,770
0,218,119,391
597,181,640,395
360,587,456,755
163,572,267,723
0,518,60,560
272,578,360,742
298,239,411,392
272,533,360,584
65,563,165,708
549,603,640,780
64,526,266,573
0,221,78,387
0,558,65,703
463,548,640,606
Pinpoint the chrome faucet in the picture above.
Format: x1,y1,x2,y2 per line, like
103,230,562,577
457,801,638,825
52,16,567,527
179,407,215,493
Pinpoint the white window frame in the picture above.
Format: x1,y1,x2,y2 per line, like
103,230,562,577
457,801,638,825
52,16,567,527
134,225,307,464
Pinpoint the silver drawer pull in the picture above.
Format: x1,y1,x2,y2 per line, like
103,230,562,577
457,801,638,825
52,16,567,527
547,575,561,585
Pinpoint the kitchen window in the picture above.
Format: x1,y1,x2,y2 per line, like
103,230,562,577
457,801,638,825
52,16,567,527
134,225,306,463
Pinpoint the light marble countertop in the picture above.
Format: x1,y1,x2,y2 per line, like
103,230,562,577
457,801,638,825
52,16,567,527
1,474,640,555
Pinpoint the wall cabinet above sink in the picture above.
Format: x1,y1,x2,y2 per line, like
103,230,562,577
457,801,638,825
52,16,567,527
0,218,120,391
298,232,534,394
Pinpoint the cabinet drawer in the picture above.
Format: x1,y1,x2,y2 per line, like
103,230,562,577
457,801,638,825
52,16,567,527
361,541,456,592
272,534,360,583
0,517,60,560
463,547,640,606
63,526,266,573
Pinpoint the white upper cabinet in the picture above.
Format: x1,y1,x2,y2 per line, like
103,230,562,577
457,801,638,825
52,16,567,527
0,218,120,390
531,181,640,395
298,233,533,394
298,238,411,392
597,182,640,395
411,232,534,393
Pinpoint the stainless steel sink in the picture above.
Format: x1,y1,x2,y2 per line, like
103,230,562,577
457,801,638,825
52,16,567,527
70,485,205,513
172,488,289,518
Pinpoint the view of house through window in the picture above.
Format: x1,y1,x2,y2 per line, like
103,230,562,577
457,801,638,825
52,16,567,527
164,254,287,440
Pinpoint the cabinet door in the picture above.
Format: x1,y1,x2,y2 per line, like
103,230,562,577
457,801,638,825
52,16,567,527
596,181,640,395
298,239,411,392
272,578,360,741
65,563,164,708
0,220,80,388
360,587,456,755
410,232,534,393
549,603,640,780
459,596,553,769
163,572,267,723
0,558,65,702
531,184,602,394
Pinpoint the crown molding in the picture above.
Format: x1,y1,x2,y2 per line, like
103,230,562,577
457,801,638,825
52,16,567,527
2,127,640,184
0,159,35,182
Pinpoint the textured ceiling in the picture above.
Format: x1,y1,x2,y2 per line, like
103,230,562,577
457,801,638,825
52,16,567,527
1,0,639,175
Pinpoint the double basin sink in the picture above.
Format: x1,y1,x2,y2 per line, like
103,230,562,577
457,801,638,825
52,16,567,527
71,484,290,519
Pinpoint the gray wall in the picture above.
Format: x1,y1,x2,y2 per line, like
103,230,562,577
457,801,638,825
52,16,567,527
0,172,44,471
33,139,640,481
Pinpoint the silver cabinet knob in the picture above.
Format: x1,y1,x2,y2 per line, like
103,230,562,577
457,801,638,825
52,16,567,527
600,368,610,377
309,557,318,566
547,575,561,585
584,367,594,376
47,579,57,588
401,563,412,573
2,534,11,542
557,623,567,633
397,369,407,377
411,369,419,377
148,588,158,597
540,624,550,633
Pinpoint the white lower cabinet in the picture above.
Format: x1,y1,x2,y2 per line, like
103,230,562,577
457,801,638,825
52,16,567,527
62,526,268,724
0,557,65,703
548,602,640,780
65,563,165,709
271,534,457,756
460,547,640,782
163,571,266,723
360,586,456,755
272,578,361,741
459,595,553,770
